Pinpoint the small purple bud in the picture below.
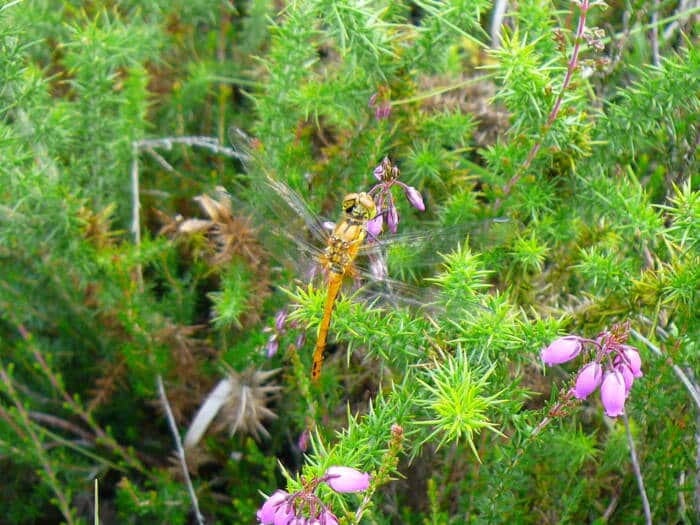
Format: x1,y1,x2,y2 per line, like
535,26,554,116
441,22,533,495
374,102,391,120
600,370,626,417
368,92,378,107
541,336,583,365
373,163,385,180
366,214,383,237
266,336,279,358
387,205,399,233
616,363,634,395
275,310,288,332
257,490,288,524
616,346,643,378
297,429,310,452
404,185,425,211
295,331,307,349
572,362,602,400
324,466,370,493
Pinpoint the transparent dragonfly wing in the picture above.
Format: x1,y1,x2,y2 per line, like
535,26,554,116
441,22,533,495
228,127,514,311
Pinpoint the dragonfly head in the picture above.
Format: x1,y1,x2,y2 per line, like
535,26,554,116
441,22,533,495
342,192,377,223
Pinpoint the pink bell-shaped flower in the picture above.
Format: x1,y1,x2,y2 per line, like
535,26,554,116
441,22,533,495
616,363,634,396
319,511,339,525
387,205,399,233
366,214,383,237
600,370,626,417
272,503,295,525
541,336,583,365
572,362,603,400
324,466,370,493
257,490,289,524
616,346,643,378
404,185,425,211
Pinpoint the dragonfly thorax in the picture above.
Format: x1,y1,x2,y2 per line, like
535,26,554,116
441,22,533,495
320,193,376,276
342,192,377,222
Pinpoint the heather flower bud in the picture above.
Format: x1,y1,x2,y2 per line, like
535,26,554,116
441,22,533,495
320,511,339,525
275,310,287,331
266,336,279,358
572,362,602,399
368,92,378,107
616,363,634,395
373,163,384,180
387,205,399,233
600,371,626,417
541,336,583,365
324,466,370,493
297,429,310,452
616,346,643,378
404,185,425,211
366,214,383,237
257,490,289,524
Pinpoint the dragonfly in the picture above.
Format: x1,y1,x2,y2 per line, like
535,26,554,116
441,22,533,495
229,130,508,381
311,191,376,380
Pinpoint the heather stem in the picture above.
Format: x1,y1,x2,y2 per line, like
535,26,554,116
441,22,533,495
622,412,652,524
500,0,591,200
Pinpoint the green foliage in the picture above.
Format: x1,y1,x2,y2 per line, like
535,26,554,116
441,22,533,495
1,0,698,523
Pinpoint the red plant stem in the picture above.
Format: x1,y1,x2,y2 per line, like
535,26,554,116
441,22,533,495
500,0,590,198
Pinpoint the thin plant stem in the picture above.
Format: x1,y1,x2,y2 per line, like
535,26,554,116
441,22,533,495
0,367,77,525
17,323,146,473
651,0,660,66
94,478,99,525
157,375,206,525
132,141,204,524
622,412,652,524
500,0,590,200
130,142,143,292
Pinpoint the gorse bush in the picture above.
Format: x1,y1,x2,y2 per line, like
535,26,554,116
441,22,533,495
0,0,698,523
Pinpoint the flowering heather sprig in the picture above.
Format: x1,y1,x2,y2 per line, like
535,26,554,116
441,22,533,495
541,322,643,417
264,310,306,358
366,157,425,236
263,309,288,357
256,466,371,524
368,92,391,120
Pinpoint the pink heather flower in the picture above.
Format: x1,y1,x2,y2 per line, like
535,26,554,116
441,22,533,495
266,336,279,358
366,214,383,237
616,363,634,396
257,490,289,524
600,371,626,417
275,310,288,331
572,362,602,400
375,102,391,120
616,346,643,378
295,332,307,350
404,185,425,211
368,92,378,107
324,466,370,493
297,429,310,452
541,336,583,365
273,503,295,525
387,205,399,233
319,511,339,525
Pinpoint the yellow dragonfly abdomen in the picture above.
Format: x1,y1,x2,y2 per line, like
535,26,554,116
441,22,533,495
311,192,377,381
